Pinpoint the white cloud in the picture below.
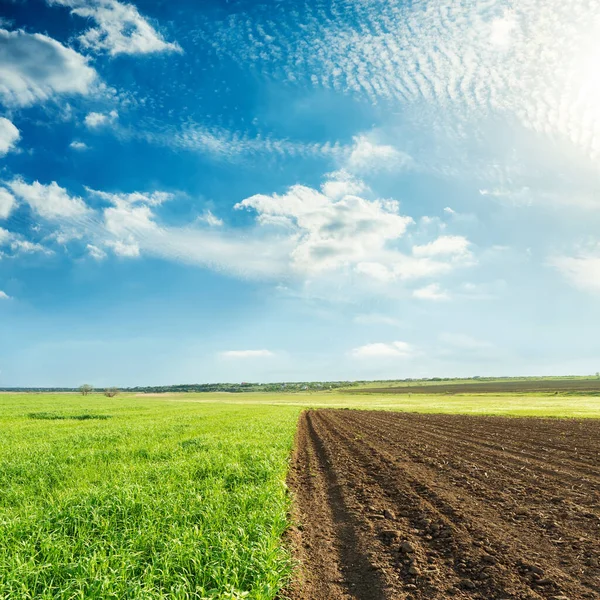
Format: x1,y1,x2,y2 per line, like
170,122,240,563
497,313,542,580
85,110,118,129
219,349,274,359
412,235,472,259
0,291,10,300
321,170,367,199
0,178,479,294
0,188,15,219
236,185,414,276
550,253,600,294
46,229,83,245
490,11,518,49
106,239,140,257
197,210,223,227
0,117,19,155
86,182,474,284
49,0,181,56
88,187,172,206
443,207,455,215
210,0,600,167
69,140,89,150
7,178,90,219
0,28,96,106
0,226,12,244
87,243,106,260
413,283,450,301
344,135,412,173
10,239,53,255
165,123,345,160
350,340,415,358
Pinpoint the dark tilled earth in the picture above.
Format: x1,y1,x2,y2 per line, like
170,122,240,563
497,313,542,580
286,410,600,600
353,378,600,395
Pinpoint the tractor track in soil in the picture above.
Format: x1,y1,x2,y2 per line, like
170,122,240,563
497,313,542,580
286,410,600,600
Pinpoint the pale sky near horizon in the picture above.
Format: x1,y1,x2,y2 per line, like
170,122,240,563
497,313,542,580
1,0,600,386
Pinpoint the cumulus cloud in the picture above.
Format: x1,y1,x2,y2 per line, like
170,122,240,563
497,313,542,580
7,178,90,220
84,110,118,129
0,188,15,219
49,0,181,56
219,349,274,358
412,283,450,301
89,182,475,284
106,239,140,257
0,291,10,300
412,235,472,259
69,140,89,150
0,177,478,295
321,170,367,199
350,341,415,358
0,28,96,106
0,117,19,155
236,184,415,276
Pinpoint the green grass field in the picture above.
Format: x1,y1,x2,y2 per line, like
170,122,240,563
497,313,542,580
1,389,599,599
0,394,300,599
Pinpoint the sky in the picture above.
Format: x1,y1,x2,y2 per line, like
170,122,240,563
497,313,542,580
1,0,600,387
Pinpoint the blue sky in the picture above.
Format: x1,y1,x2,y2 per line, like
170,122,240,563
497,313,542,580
1,0,600,386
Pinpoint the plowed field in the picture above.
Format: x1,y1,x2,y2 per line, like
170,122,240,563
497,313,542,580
353,378,600,395
287,410,600,600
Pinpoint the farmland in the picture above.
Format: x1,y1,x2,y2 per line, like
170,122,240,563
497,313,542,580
0,394,300,599
289,410,600,599
0,387,599,599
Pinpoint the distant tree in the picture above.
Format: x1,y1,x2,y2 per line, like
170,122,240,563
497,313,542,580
104,387,119,397
80,384,94,396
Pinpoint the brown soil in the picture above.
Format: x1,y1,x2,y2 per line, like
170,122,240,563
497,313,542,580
354,378,600,395
286,410,600,600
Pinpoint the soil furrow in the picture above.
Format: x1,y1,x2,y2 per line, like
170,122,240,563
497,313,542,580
287,410,600,600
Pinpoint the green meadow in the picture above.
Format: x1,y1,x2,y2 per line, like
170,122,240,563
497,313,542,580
1,389,599,599
0,394,300,600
